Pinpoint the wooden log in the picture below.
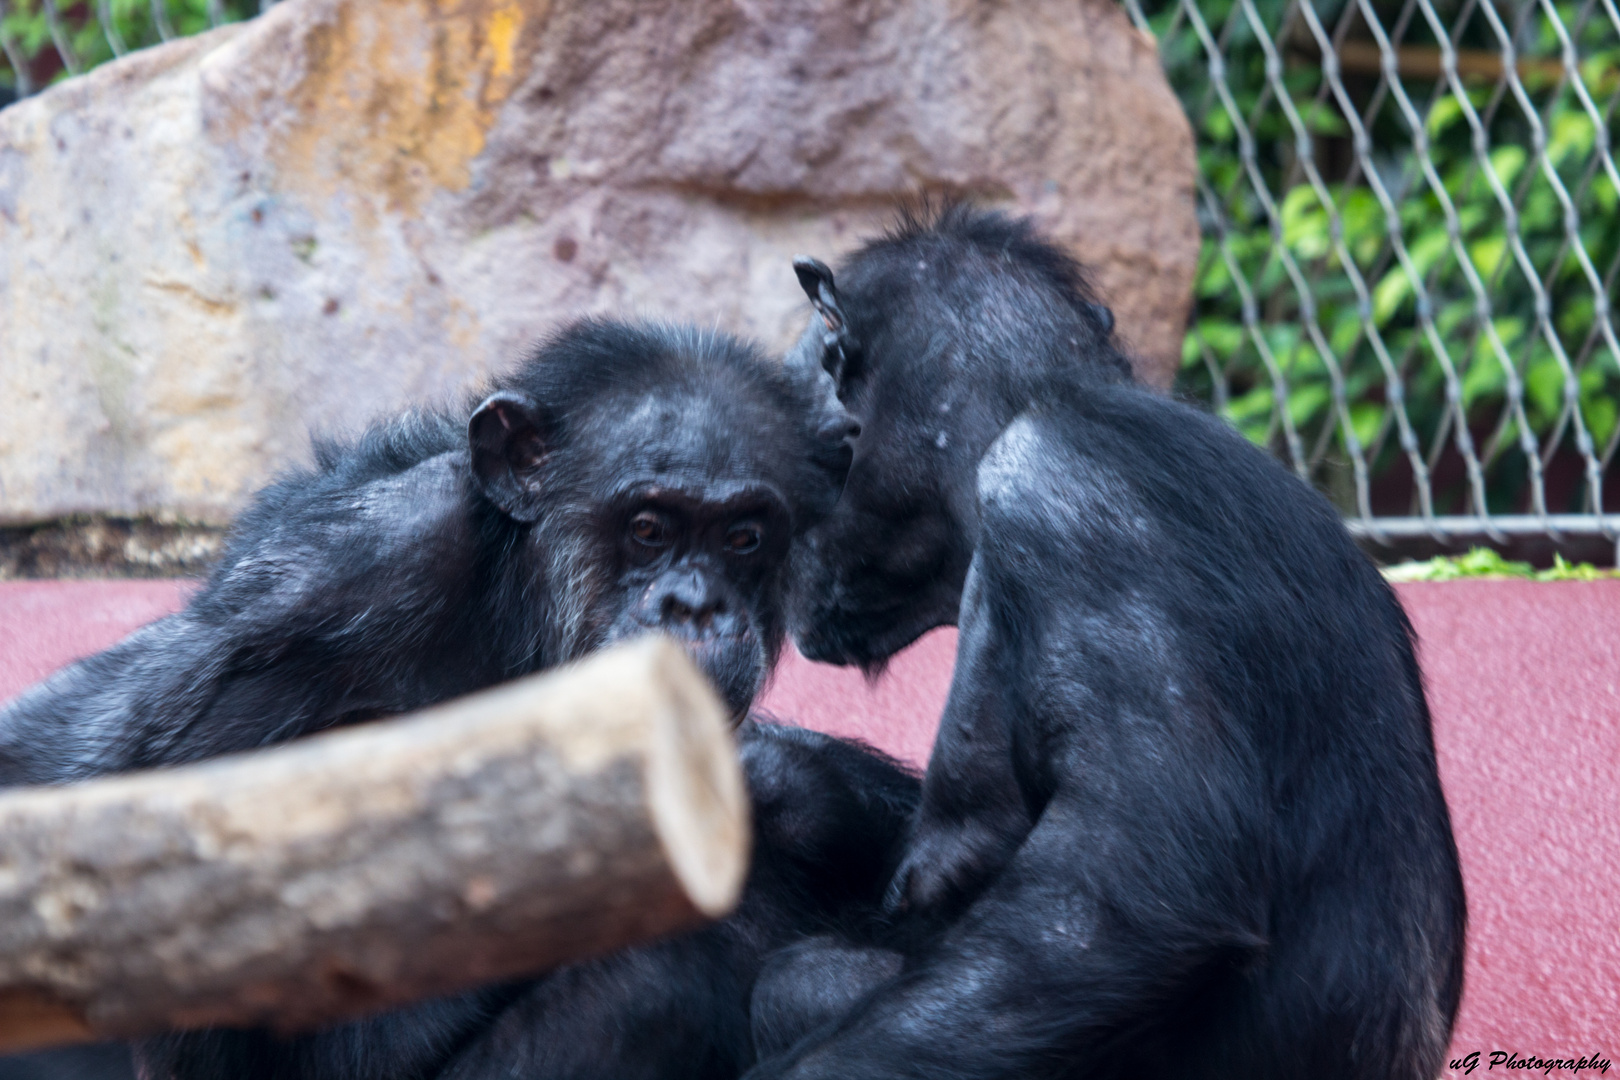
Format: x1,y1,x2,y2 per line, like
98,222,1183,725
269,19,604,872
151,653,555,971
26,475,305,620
0,636,748,1052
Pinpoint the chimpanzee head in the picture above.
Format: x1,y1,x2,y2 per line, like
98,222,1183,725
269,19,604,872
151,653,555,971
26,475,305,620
468,319,856,718
784,204,1133,669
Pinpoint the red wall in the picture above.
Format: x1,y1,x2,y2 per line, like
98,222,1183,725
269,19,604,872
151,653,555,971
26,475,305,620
3,579,1617,1068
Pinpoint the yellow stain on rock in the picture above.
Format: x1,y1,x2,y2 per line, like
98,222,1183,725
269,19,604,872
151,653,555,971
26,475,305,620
270,0,543,215
486,2,522,80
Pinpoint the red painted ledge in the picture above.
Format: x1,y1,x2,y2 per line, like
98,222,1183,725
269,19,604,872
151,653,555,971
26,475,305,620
2,579,1617,1067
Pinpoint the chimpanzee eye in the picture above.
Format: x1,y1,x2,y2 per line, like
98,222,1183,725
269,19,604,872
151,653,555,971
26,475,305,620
724,523,763,555
630,510,672,547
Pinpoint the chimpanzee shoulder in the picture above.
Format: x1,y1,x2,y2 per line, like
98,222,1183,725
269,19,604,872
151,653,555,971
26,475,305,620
192,410,479,620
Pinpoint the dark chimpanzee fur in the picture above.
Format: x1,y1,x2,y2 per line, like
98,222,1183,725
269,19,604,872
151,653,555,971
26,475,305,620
747,205,1467,1080
0,319,851,782
435,725,916,1080
0,318,919,1080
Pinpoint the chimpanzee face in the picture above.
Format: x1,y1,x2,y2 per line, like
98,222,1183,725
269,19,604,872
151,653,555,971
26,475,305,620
584,395,799,717
782,259,977,671
467,363,823,721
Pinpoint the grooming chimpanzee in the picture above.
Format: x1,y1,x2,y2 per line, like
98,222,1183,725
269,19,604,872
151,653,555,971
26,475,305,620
747,205,1466,1080
0,318,919,1080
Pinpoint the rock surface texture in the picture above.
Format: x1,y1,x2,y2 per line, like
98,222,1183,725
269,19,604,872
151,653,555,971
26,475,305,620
0,0,1198,525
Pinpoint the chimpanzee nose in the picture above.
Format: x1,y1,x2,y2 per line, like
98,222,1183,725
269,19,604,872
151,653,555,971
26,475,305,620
648,569,728,634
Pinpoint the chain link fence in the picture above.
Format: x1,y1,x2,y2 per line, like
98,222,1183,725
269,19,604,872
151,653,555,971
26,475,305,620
0,0,264,98
1127,0,1620,562
4,0,1617,561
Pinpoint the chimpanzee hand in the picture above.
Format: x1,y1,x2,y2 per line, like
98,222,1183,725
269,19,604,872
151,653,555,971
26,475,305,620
883,813,1024,922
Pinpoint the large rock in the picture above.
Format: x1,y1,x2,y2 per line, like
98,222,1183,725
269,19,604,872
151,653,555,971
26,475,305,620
0,0,1197,525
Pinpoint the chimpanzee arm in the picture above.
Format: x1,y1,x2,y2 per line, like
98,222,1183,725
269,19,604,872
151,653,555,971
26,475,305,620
749,936,903,1061
884,556,1033,922
743,638,1268,1080
746,773,1267,1080
436,721,920,1080
134,992,510,1080
435,931,754,1080
0,447,492,783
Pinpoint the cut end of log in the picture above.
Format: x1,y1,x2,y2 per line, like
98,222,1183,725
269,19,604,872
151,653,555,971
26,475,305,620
0,634,751,1050
640,638,751,919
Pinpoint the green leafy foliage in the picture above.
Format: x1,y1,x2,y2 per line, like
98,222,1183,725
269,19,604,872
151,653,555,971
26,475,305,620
1142,0,1620,518
1384,547,1620,580
1,0,256,92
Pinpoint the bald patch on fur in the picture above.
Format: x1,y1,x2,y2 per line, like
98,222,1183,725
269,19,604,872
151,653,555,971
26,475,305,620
977,414,1152,542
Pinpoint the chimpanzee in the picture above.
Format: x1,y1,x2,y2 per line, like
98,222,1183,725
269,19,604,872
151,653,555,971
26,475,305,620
0,318,919,1080
745,205,1466,1080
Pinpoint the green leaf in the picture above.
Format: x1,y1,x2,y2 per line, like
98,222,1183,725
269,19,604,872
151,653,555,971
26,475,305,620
1455,548,1535,577
1194,318,1245,359
1520,186,1560,232
1196,254,1233,299
1339,189,1386,266
1593,173,1617,214
1468,234,1508,279
1222,386,1276,446
1582,395,1617,451
1329,306,1365,357
1548,112,1596,168
1281,186,1330,261
1349,402,1384,448
1461,203,1493,236
1182,334,1204,369
1302,102,1348,137
1384,547,1537,581
1425,97,1465,139
1525,356,1567,422
1389,550,1620,583
1558,296,1596,341
1373,266,1415,326
1489,316,1526,350
1282,340,1325,379
1487,145,1528,188
1436,299,1474,338
1259,324,1301,368
1461,354,1505,408
1286,381,1330,427
1536,554,1620,581
1409,228,1452,277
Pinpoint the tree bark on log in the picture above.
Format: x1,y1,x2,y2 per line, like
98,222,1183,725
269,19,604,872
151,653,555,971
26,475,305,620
0,636,748,1052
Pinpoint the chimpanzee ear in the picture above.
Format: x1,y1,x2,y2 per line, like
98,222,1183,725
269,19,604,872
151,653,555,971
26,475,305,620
793,256,846,337
792,255,857,386
782,261,862,490
468,390,552,523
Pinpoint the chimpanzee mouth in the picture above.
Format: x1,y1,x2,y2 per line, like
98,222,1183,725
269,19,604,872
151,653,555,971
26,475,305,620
793,599,939,675
673,634,764,726
603,623,763,724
